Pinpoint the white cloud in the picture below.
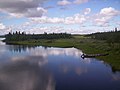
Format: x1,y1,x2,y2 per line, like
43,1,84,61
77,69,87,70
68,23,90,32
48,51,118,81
25,26,107,34
0,23,11,35
64,17,75,24
93,7,120,26
74,14,87,24
84,8,91,15
47,17,65,23
27,26,66,34
30,16,65,24
20,24,99,34
0,0,48,18
1,6,119,35
64,14,87,24
73,0,89,4
25,7,47,17
57,0,71,6
30,11,87,25
57,0,89,6
0,23,6,30
10,24,114,35
100,7,119,16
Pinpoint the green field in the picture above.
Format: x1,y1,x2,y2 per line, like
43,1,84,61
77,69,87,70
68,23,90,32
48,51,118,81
5,35,120,71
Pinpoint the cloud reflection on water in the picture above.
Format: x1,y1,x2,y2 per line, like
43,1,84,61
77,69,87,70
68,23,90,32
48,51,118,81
11,55,48,66
7,45,83,57
0,44,120,90
0,55,55,90
0,45,98,77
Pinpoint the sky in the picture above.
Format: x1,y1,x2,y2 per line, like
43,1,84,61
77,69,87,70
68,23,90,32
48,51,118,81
0,0,120,35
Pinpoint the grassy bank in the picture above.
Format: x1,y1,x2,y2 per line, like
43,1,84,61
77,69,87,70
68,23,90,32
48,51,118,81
5,35,120,71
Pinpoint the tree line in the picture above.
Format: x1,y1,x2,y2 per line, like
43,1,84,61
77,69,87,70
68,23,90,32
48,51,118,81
5,31,72,41
86,28,120,44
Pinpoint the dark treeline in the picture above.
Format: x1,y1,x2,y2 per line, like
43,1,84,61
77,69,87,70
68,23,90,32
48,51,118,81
5,31,72,41
0,35,5,38
86,28,120,44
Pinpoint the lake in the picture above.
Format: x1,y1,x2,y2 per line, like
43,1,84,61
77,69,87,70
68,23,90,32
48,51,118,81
0,39,120,90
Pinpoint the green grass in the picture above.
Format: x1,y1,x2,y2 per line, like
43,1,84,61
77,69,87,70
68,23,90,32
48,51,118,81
6,36,120,71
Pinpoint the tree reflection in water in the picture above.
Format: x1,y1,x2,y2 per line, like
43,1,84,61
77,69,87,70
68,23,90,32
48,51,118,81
0,55,55,90
7,45,37,53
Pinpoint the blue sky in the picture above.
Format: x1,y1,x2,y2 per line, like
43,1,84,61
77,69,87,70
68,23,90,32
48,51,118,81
0,0,120,35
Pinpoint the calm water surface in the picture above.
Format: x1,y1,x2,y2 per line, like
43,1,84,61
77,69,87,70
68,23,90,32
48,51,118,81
0,39,120,90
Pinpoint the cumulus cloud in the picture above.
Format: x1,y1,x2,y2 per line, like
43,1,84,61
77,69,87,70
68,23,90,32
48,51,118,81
57,0,89,6
24,26,106,34
73,0,89,4
100,7,119,16
0,0,47,18
24,26,85,34
0,23,6,30
84,8,91,15
0,23,11,35
65,14,87,24
57,0,71,6
93,7,120,26
30,12,87,25
30,16,64,24
27,26,65,34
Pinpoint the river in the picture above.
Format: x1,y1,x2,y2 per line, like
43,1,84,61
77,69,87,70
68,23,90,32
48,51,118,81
0,38,120,90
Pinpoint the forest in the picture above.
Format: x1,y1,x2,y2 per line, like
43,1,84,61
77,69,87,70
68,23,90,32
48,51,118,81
86,28,120,44
4,31,72,41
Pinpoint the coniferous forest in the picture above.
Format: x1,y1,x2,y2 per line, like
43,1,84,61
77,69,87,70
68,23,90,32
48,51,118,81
4,31,72,41
86,28,120,44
